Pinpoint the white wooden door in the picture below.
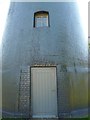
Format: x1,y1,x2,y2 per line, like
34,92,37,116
31,67,57,118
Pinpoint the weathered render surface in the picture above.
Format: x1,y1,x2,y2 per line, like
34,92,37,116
2,2,88,118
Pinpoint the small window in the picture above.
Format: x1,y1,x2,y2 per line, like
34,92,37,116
34,11,49,28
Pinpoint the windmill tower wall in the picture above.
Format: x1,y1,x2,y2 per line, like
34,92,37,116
2,2,88,118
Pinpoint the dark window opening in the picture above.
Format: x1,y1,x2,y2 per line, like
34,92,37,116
34,11,50,27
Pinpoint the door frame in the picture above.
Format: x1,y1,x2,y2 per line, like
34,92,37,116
30,66,58,118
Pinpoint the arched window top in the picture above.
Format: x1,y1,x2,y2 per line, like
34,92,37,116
34,11,49,28
34,11,49,15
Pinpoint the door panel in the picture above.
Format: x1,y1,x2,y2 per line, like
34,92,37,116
31,67,57,118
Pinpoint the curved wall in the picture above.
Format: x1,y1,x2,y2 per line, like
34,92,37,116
2,2,88,118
